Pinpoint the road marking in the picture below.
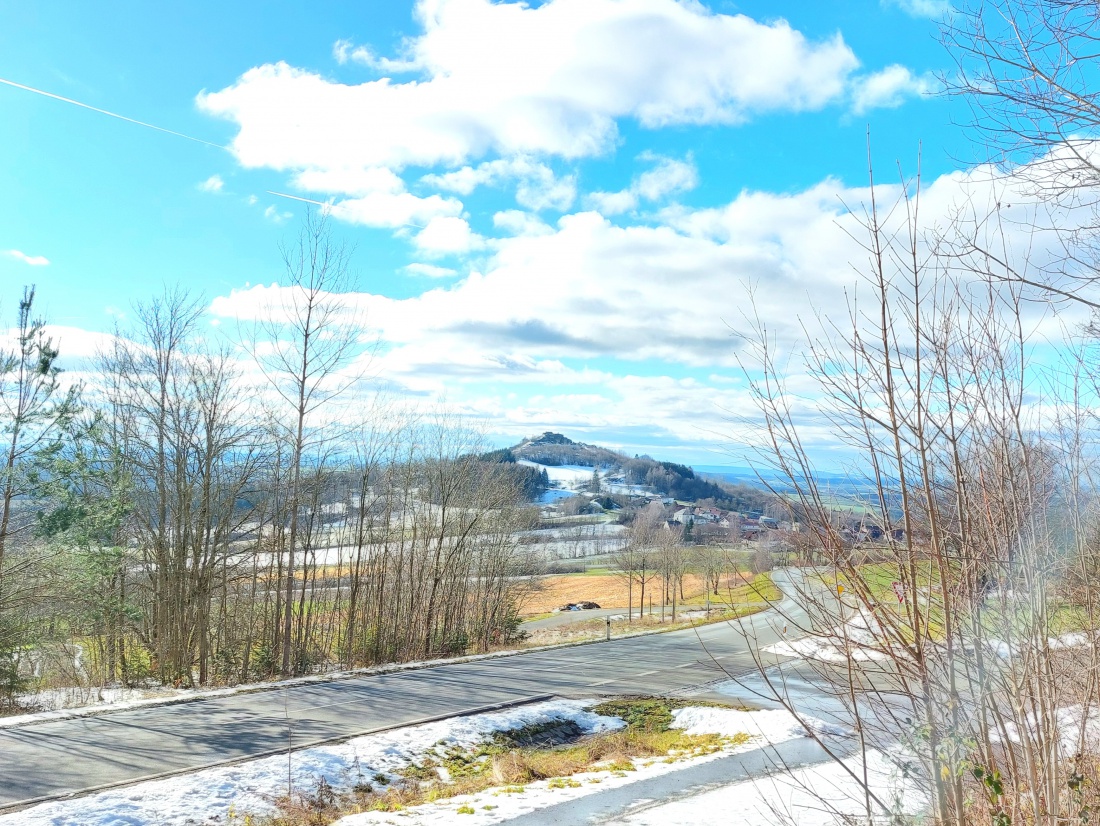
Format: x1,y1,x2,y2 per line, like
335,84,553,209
587,678,618,686
676,662,696,668
634,670,658,677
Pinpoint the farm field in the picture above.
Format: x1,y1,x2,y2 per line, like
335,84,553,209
520,572,756,614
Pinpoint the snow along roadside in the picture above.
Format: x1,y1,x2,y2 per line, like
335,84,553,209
332,706,843,826
0,701,833,826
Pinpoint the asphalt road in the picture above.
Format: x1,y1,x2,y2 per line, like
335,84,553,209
0,570,809,810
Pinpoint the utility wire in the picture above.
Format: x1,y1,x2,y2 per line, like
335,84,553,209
0,75,225,149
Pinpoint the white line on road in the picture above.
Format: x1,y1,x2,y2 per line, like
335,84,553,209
634,670,659,677
586,678,618,686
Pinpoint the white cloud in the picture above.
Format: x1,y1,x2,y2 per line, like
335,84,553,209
414,216,483,254
296,166,404,197
198,0,860,174
423,158,577,211
263,205,293,223
198,174,225,193
4,249,49,266
213,158,1086,375
331,192,462,229
586,190,638,216
333,39,377,66
292,166,463,229
885,0,950,18
588,155,698,215
852,65,935,113
203,157,1091,461
493,210,552,236
636,156,698,201
404,262,458,278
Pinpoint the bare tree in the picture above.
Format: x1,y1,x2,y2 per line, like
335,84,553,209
246,209,368,676
728,151,1100,824
940,0,1100,310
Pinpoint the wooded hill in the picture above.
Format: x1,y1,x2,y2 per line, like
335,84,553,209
509,432,775,512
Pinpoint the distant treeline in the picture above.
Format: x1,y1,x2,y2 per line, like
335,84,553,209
476,448,551,500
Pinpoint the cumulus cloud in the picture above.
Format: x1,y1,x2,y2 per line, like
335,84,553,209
294,166,463,229
263,205,293,223
213,158,1085,378
198,174,225,193
423,158,576,211
205,157,1089,460
198,0,860,174
588,155,698,215
414,216,484,254
4,249,49,266
884,0,950,18
333,38,375,66
852,64,935,113
493,210,553,236
404,262,458,278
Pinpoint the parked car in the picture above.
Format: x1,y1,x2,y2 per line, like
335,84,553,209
552,601,602,612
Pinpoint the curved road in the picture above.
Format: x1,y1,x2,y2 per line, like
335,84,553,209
0,570,809,811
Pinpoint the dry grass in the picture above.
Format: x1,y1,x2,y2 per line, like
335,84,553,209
520,572,750,614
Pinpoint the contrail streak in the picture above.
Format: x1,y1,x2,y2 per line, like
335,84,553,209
267,191,426,229
0,76,225,149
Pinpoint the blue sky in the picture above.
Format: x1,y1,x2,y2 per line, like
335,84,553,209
0,0,1010,467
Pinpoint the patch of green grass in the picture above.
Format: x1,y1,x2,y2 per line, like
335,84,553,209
521,612,555,623
679,573,779,607
591,697,695,732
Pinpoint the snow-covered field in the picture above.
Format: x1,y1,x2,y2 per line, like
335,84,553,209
517,521,626,559
519,461,601,488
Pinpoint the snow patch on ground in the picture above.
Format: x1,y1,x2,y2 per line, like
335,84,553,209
518,460,598,487
672,706,849,740
0,699,622,826
989,704,1100,759
986,632,1093,660
332,706,832,826
763,611,891,664
609,748,926,826
17,684,187,713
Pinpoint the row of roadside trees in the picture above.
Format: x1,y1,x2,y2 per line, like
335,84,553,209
0,213,538,709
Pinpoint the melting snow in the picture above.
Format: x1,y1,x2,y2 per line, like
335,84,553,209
0,700,622,826
332,705,836,826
